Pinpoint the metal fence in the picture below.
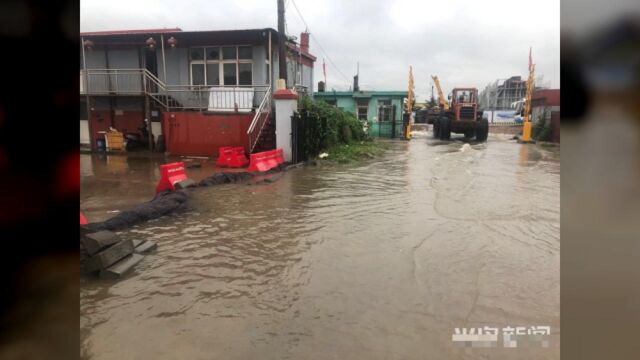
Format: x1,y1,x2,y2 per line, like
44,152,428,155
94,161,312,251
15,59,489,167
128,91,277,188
489,122,524,126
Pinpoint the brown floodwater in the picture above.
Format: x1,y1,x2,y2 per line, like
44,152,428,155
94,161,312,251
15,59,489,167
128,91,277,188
80,132,560,359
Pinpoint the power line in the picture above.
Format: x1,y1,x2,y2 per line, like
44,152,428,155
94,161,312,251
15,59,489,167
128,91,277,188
311,33,351,84
289,0,309,30
288,0,351,85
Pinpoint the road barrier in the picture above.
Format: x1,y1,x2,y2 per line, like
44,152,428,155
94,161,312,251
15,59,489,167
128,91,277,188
81,211,87,225
155,162,195,193
215,146,249,168
247,148,284,172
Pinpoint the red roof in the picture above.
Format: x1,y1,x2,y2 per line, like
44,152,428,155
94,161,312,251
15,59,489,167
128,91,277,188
80,28,182,36
286,43,317,61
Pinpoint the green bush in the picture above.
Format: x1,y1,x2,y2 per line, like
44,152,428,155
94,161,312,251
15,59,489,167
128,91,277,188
532,114,552,142
298,95,367,158
538,121,552,142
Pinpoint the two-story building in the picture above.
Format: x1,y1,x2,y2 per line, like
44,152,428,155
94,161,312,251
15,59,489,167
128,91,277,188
80,27,316,156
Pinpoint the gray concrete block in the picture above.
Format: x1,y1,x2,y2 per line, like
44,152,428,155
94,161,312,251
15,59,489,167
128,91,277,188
86,239,134,272
175,178,196,189
134,240,157,254
80,225,91,239
132,239,144,248
99,253,144,279
81,230,121,256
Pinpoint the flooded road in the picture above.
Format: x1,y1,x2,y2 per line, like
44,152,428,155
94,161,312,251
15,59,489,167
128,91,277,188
80,132,560,359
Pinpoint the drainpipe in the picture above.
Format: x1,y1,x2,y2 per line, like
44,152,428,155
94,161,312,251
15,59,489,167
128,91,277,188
269,31,272,93
81,36,93,150
145,94,153,151
161,34,167,84
140,57,153,152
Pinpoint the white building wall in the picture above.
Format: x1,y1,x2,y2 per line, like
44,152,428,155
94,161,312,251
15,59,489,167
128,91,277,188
80,120,90,145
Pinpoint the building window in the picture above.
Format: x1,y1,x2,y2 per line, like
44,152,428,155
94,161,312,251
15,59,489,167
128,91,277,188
190,45,253,86
223,63,237,85
238,63,252,85
357,99,369,121
378,99,392,122
324,99,337,106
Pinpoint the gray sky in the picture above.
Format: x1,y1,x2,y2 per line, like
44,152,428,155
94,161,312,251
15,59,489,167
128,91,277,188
81,0,560,101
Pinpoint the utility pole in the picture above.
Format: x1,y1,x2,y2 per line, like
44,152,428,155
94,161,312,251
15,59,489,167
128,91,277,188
277,0,287,84
81,37,94,150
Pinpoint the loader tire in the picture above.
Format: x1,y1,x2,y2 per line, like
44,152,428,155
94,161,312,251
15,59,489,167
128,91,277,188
439,117,451,140
475,118,489,142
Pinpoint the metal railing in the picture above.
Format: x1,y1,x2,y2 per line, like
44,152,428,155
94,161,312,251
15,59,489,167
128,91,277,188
247,85,272,153
81,69,270,112
81,69,146,94
489,121,524,126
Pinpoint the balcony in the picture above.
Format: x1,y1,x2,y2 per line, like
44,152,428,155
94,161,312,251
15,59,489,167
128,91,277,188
80,69,270,112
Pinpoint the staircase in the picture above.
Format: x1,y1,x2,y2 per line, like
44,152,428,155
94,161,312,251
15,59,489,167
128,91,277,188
246,85,273,153
252,114,276,153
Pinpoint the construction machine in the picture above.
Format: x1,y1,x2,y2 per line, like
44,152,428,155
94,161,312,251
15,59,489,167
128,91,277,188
520,49,536,143
431,80,488,142
427,75,448,125
431,75,449,112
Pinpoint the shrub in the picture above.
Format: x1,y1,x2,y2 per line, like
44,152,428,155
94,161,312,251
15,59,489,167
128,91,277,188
532,113,552,142
298,95,367,158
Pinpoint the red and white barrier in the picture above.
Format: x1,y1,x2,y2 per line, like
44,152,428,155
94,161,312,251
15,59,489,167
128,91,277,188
247,148,285,172
215,146,249,168
155,162,193,193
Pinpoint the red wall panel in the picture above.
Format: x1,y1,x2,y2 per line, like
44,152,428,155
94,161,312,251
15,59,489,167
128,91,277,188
533,89,560,106
113,111,145,135
162,112,254,156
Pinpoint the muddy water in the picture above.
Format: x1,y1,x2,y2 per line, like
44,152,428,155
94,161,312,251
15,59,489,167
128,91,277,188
80,133,560,359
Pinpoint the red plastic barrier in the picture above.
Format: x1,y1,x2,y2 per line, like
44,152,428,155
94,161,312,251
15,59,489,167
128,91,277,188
247,148,285,172
80,211,87,225
155,162,189,193
215,146,249,168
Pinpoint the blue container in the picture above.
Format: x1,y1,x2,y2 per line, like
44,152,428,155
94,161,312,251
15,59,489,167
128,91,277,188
96,139,106,151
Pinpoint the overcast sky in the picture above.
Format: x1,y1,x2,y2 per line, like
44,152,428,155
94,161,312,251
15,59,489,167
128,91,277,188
81,0,560,101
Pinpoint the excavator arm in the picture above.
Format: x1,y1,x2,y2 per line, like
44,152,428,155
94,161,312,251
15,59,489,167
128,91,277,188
431,75,449,111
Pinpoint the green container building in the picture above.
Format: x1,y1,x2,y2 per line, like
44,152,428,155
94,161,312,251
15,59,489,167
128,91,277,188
313,90,408,138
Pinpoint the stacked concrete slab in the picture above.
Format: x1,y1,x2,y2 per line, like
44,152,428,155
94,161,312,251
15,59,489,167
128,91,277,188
80,229,157,279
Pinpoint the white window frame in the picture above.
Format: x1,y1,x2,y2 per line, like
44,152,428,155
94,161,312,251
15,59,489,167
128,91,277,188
378,99,392,122
189,45,253,86
357,99,369,121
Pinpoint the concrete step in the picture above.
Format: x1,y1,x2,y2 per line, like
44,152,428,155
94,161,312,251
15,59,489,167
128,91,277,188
100,253,144,279
86,239,134,272
134,240,158,254
81,230,121,256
